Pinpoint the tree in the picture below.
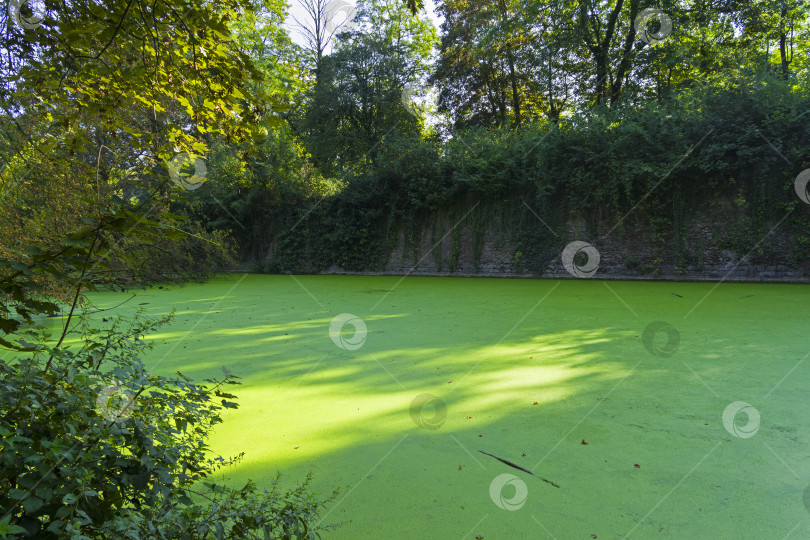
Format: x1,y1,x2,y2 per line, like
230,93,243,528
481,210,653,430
292,0,360,73
737,0,810,79
297,0,437,176
293,0,334,70
0,0,337,535
433,0,519,127
571,0,641,106
433,0,572,126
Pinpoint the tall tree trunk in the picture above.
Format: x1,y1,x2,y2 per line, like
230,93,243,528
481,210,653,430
506,48,521,125
610,0,639,105
779,3,791,79
495,0,521,126
579,0,626,106
594,53,608,105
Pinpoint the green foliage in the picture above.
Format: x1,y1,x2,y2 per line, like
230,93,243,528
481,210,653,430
0,312,338,539
270,181,392,273
0,210,175,350
468,204,490,272
221,74,810,274
433,0,810,126
449,221,462,272
0,0,291,338
107,220,238,285
1,0,274,167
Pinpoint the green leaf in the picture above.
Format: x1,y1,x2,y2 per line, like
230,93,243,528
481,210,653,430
0,514,28,536
21,495,43,513
79,217,99,227
9,261,32,275
0,317,21,334
8,489,30,500
34,487,52,501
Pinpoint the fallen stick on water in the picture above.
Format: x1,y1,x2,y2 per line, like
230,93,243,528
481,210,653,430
478,450,560,488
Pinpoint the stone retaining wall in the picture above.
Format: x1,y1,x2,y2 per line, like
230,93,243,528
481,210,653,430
317,207,810,282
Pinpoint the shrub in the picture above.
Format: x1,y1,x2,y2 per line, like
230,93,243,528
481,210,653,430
0,311,338,539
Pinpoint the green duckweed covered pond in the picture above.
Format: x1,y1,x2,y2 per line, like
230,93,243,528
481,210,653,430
54,275,810,538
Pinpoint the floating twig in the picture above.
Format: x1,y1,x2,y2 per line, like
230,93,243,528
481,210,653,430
479,451,560,488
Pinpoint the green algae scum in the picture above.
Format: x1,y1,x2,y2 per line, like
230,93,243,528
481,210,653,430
80,275,808,538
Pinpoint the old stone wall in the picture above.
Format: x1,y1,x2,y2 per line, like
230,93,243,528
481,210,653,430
319,205,810,282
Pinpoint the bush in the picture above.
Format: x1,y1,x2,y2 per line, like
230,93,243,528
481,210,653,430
0,311,338,539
